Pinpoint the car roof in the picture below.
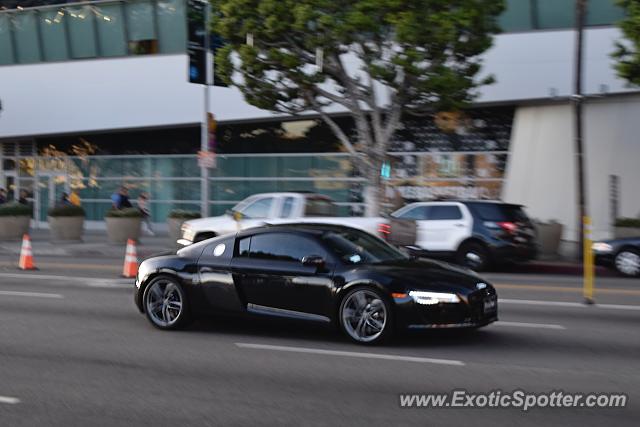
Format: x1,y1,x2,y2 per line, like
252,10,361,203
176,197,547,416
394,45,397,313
237,222,363,238
401,200,522,207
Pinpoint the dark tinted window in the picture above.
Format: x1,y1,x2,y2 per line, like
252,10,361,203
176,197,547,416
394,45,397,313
468,203,529,222
394,206,429,220
248,233,326,262
281,197,295,218
428,205,463,220
304,197,336,217
321,229,407,265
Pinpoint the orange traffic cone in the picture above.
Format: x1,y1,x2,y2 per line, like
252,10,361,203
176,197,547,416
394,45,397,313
18,234,37,270
122,238,138,278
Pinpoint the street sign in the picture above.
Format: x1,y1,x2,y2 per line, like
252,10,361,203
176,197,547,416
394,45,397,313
197,150,216,169
188,0,207,84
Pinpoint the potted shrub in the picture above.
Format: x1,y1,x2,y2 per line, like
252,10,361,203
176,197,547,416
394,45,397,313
534,219,563,256
614,217,640,239
167,209,201,243
105,207,142,244
48,205,85,241
0,202,32,240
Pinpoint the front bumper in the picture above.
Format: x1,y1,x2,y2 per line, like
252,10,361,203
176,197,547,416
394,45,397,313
394,289,498,329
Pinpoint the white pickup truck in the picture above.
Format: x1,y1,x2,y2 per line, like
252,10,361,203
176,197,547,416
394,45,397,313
178,192,385,246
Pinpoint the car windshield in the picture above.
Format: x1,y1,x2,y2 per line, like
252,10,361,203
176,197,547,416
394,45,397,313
321,229,408,265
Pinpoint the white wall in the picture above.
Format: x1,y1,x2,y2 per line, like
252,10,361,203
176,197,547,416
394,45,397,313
503,95,640,245
0,27,634,139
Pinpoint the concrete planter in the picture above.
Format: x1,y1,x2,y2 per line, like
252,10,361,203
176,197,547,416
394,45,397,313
0,216,30,240
534,222,563,256
48,216,84,241
614,227,640,239
167,217,186,245
105,217,141,244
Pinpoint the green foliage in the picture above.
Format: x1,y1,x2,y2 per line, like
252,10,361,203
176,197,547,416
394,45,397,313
0,202,32,217
213,0,504,114
105,208,142,218
47,205,86,217
615,217,640,227
168,209,201,219
613,0,640,84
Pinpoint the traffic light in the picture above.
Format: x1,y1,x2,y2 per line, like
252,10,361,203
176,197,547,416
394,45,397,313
187,0,207,85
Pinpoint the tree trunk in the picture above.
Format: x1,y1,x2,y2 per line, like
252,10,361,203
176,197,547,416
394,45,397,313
363,162,382,217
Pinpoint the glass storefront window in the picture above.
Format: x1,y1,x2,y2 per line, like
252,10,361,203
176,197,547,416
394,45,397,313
156,0,186,53
0,14,14,65
67,6,98,58
12,10,41,63
95,3,127,57
536,0,575,29
587,0,625,26
39,9,69,61
499,0,533,32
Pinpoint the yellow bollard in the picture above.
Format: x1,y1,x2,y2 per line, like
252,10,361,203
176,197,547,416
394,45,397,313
583,216,595,304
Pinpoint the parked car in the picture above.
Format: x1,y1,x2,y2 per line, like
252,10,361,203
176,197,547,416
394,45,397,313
135,224,498,344
178,192,384,246
593,236,640,277
388,200,538,271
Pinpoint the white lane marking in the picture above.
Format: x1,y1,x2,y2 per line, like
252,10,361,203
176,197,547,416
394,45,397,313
494,321,566,330
500,298,640,311
236,343,465,366
0,396,20,404
0,273,131,288
0,290,63,299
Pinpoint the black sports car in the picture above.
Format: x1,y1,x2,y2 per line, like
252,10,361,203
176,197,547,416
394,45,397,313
135,224,498,344
593,236,640,277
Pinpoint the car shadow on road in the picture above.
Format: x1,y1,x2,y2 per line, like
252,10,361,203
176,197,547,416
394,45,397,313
183,314,525,351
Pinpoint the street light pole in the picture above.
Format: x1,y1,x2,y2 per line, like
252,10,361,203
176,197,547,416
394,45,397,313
200,0,212,219
573,0,594,303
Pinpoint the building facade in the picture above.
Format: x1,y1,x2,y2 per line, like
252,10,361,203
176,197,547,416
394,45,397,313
0,0,639,250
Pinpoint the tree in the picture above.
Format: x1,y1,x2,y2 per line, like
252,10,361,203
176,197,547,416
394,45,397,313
213,0,504,215
613,0,640,84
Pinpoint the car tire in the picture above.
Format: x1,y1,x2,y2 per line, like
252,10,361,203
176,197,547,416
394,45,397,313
143,275,191,330
614,248,640,277
338,287,393,345
456,241,490,271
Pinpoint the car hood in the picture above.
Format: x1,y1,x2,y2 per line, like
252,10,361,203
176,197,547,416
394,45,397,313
185,215,233,232
365,258,488,294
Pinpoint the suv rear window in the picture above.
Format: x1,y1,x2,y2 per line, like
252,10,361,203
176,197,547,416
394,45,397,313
468,203,529,223
304,197,337,217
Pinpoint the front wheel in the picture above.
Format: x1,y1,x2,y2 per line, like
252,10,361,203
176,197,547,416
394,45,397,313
338,287,393,345
614,249,640,277
143,276,191,330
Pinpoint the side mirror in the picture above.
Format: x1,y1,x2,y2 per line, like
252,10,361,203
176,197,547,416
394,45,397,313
302,255,325,269
232,210,244,221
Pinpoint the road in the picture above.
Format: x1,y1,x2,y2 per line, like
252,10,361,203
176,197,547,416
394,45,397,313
0,256,639,426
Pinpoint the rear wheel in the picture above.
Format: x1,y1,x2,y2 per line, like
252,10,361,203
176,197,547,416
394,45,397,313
614,248,640,277
339,287,393,345
456,241,490,271
143,275,191,330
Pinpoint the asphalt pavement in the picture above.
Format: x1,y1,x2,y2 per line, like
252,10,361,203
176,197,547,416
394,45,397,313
0,258,639,426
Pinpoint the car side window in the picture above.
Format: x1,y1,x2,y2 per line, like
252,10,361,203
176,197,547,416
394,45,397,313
396,206,430,220
428,205,463,220
240,197,274,219
280,197,295,218
238,237,251,257
248,233,326,262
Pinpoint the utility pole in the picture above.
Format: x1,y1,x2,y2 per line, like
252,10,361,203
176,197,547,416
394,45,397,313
573,0,594,303
200,0,212,218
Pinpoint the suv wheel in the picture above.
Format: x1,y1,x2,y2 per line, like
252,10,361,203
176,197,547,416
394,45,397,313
456,242,490,271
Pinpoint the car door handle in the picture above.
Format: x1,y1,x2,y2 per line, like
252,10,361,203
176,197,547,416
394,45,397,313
454,223,465,227
200,267,214,273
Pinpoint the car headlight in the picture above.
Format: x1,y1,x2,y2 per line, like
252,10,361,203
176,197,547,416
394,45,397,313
592,242,613,253
181,224,195,241
408,291,461,305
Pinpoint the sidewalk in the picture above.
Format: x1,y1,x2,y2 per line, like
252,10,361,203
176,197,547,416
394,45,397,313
0,229,175,259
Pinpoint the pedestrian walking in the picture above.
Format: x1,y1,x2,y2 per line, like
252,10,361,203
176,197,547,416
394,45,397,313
137,191,154,235
111,186,132,209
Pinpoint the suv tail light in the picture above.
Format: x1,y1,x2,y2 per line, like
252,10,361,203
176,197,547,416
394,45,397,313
498,221,517,234
484,221,518,235
378,223,391,239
